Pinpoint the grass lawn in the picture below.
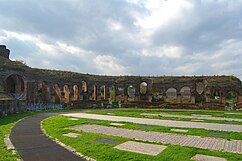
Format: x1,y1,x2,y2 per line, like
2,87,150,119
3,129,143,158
42,115,242,161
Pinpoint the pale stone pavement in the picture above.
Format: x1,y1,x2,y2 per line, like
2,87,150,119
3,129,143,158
62,113,242,132
69,124,242,154
155,113,242,122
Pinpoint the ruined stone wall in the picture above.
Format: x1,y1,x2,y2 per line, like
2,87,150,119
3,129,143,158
0,45,10,59
0,46,242,111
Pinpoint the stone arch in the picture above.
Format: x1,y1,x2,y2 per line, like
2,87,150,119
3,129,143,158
37,81,50,103
116,86,124,102
166,88,177,103
82,81,88,93
81,81,88,100
128,85,135,101
5,74,25,99
140,82,148,94
99,85,108,100
109,86,116,102
225,91,238,109
180,86,191,103
210,88,222,102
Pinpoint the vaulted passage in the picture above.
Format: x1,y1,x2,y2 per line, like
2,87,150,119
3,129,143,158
5,74,25,99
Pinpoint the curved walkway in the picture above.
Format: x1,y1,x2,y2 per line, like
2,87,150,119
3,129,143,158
10,113,84,161
62,113,242,132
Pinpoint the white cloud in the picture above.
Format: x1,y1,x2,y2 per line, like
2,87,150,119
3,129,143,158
136,45,184,58
134,0,193,32
94,55,129,75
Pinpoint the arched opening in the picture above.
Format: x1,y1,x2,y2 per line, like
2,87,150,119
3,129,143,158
6,76,15,94
109,86,116,102
226,91,237,109
6,74,25,99
152,92,163,102
140,82,147,94
82,81,88,93
210,90,221,103
166,88,177,103
82,81,88,100
100,85,105,100
180,86,191,103
128,85,135,101
53,84,62,104
37,81,50,103
73,85,79,101
116,87,124,102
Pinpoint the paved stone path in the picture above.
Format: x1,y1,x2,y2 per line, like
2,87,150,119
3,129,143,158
157,113,242,122
62,113,242,132
191,154,227,161
70,124,242,154
10,114,85,161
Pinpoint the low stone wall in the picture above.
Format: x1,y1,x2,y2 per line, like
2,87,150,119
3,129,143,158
121,102,201,109
65,100,110,109
202,102,226,110
64,100,229,111
0,100,26,118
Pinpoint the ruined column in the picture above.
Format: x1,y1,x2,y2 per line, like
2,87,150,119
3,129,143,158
64,85,70,103
73,85,79,101
237,96,242,103
113,86,117,102
93,84,97,100
104,85,107,100
176,93,181,103
190,95,196,104
221,96,226,104
205,94,211,102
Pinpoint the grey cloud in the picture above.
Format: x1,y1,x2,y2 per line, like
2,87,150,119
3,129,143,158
0,0,242,79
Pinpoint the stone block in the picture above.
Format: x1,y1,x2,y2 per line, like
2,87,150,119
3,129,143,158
114,141,167,156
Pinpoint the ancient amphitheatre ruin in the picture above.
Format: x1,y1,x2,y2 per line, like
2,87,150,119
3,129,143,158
1,45,242,161
0,45,242,114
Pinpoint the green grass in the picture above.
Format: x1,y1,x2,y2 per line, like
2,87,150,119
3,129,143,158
42,116,242,161
0,112,35,161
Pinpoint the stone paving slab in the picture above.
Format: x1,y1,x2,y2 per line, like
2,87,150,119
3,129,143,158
68,118,79,121
69,124,242,154
208,132,230,137
191,114,212,117
191,119,205,122
226,113,242,115
63,133,81,138
62,113,242,132
114,141,167,156
110,123,125,126
171,129,188,133
95,138,118,144
159,114,242,122
191,154,227,161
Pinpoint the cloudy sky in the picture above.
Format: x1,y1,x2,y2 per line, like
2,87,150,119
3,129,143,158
0,0,242,79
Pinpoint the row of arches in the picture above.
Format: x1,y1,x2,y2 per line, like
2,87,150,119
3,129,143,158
2,73,237,107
